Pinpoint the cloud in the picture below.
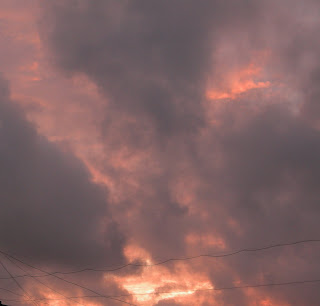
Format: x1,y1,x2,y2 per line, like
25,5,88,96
40,0,264,137
197,103,320,304
35,0,320,305
0,76,125,269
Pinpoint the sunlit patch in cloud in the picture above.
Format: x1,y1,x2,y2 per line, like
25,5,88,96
124,243,153,264
110,244,214,304
207,79,270,100
112,263,213,304
206,62,271,101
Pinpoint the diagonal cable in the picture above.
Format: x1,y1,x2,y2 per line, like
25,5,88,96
4,255,85,306
1,239,319,278
0,258,38,306
0,251,137,306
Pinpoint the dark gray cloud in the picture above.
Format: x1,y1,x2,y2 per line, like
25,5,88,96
40,0,262,137
39,0,265,261
0,76,125,269
196,104,320,304
38,0,320,305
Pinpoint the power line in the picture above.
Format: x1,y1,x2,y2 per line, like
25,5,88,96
1,239,319,279
0,252,137,306
1,239,319,305
0,259,38,306
111,278,320,298
4,255,85,306
0,287,23,297
1,278,320,304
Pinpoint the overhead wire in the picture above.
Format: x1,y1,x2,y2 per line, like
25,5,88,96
1,278,320,304
109,278,320,298
4,255,85,306
1,239,320,305
0,258,38,306
0,286,23,297
0,239,319,279
0,251,137,306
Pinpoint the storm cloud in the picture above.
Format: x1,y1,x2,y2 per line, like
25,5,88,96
38,0,320,305
0,76,125,268
1,0,320,305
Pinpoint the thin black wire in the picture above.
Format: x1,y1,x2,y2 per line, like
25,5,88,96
0,286,23,297
4,255,85,306
0,239,319,305
0,258,38,306
1,239,319,279
111,278,320,298
2,278,320,303
0,251,137,306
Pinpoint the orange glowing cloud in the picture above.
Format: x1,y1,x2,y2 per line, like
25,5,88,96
109,243,215,305
206,61,271,101
111,261,213,305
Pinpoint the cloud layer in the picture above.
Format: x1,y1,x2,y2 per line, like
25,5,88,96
1,0,320,305
0,76,125,268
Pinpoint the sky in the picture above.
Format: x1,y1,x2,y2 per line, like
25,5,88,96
1,1,320,305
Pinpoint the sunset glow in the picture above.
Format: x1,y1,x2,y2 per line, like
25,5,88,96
1,1,320,305
206,62,271,101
